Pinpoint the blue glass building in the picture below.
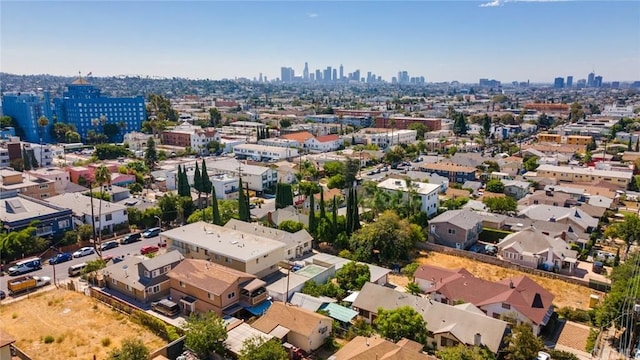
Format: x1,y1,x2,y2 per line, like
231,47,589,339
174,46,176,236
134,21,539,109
1,92,54,144
54,78,146,142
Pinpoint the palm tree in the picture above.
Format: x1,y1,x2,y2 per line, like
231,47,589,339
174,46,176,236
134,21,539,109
93,165,111,253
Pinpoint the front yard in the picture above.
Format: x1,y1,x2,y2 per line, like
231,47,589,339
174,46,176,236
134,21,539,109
0,288,165,359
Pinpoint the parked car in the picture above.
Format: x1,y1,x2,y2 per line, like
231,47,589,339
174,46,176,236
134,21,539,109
100,241,119,251
72,247,95,258
151,299,180,317
142,227,161,238
121,232,142,244
468,244,484,253
484,245,498,256
537,351,551,360
140,245,159,255
49,253,73,265
8,258,42,276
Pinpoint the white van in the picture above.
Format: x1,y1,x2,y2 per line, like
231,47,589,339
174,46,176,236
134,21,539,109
8,258,42,276
68,262,88,276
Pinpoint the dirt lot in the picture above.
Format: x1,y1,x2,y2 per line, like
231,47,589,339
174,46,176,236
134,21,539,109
0,288,165,359
389,252,601,310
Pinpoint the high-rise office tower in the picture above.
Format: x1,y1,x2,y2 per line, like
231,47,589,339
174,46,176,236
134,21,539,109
339,64,344,80
594,76,603,88
281,67,295,82
303,62,309,81
353,69,360,82
554,77,565,88
315,69,322,82
324,67,332,82
566,76,573,88
332,69,337,82
587,72,595,87
259,73,263,83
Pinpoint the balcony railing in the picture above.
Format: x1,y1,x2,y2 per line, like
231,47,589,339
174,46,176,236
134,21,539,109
240,291,268,306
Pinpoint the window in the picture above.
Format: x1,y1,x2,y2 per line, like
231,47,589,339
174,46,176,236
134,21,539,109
256,258,260,264
152,269,160,277
112,278,117,285
225,257,232,264
448,228,456,235
502,303,511,310
208,293,215,300
163,265,171,273
144,270,150,278
227,292,235,299
105,214,112,221
180,281,186,288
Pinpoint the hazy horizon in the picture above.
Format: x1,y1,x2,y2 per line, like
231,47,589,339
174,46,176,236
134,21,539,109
2,1,639,83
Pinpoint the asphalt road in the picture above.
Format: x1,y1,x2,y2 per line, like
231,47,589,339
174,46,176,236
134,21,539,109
0,235,162,297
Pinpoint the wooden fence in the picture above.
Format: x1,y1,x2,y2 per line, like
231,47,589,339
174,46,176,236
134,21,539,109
417,242,610,291
11,345,33,360
88,287,142,315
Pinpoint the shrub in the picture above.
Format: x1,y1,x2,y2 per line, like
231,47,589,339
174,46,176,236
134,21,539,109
557,307,593,324
43,335,55,344
131,310,183,342
101,337,111,347
586,328,599,352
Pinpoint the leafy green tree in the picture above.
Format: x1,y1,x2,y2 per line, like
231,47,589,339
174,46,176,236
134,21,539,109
81,259,107,277
323,161,346,177
402,263,420,279
345,158,361,186
384,146,406,164
51,122,77,142
188,199,237,225
22,148,31,171
209,107,222,127
408,122,428,140
537,113,553,129
481,114,492,137
349,210,423,264
144,137,158,170
485,179,505,193
374,306,428,345
275,183,293,209
437,344,496,360
523,156,539,172
279,119,292,128
442,197,469,210
452,112,468,136
569,102,584,122
278,220,304,233
184,312,227,359
405,282,421,295
327,174,346,189
65,130,81,143
94,164,112,251
103,123,120,142
504,323,543,360
482,196,517,214
636,138,639,153
107,338,149,360
147,93,178,122
336,261,370,291
239,337,287,360
0,115,13,128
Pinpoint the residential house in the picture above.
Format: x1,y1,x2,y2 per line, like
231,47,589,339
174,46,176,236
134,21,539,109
225,322,274,358
123,131,153,152
210,174,240,200
419,162,476,184
166,258,269,317
0,193,74,237
414,265,554,335
305,253,391,286
251,301,333,353
377,178,440,217
224,219,313,260
306,134,343,153
103,251,183,302
518,204,598,233
428,209,483,250
352,282,509,354
281,131,315,148
46,193,128,233
27,167,72,195
268,205,309,228
205,159,278,194
271,161,298,184
161,221,285,278
0,168,56,200
0,330,16,360
266,264,336,302
502,180,532,200
497,227,578,273
161,123,219,155
329,336,438,360
518,190,575,208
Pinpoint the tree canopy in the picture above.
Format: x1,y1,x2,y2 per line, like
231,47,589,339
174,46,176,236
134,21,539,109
239,337,288,360
374,306,428,345
504,323,543,360
184,312,228,359
482,196,517,214
437,344,496,360
336,261,370,291
485,179,505,193
107,339,149,360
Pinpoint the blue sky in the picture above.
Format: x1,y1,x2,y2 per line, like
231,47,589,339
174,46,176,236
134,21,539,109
1,1,639,83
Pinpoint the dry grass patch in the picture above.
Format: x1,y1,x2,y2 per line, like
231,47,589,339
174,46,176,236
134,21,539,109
390,251,601,310
0,288,165,360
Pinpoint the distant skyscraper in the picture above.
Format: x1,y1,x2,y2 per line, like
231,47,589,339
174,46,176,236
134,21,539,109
339,64,344,80
594,76,603,88
353,69,360,82
332,69,337,82
315,69,322,82
324,67,332,82
587,72,595,87
259,73,263,83
280,67,294,82
554,77,565,88
566,76,573,88
577,79,587,88
303,62,309,81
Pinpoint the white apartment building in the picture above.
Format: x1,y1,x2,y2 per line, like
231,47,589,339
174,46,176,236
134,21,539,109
210,173,240,200
377,178,440,217
233,144,299,161
28,167,71,194
206,159,278,193
305,134,343,153
257,138,300,148
123,132,154,152
353,129,417,149
601,104,635,118
24,142,53,167
46,193,128,233
0,147,9,167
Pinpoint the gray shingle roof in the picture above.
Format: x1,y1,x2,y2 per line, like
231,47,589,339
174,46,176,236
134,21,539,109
429,209,483,230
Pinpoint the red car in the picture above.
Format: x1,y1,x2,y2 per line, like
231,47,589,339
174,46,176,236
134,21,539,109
140,245,159,255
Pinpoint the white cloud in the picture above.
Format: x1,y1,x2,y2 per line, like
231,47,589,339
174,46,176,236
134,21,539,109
307,13,319,18
479,0,568,7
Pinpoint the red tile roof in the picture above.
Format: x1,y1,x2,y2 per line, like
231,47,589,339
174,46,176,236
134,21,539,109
315,134,340,143
282,131,314,143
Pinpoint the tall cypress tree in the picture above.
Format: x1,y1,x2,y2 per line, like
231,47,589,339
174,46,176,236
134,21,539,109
177,166,184,195
194,161,203,209
238,177,249,222
636,138,639,153
211,187,221,225
22,148,31,171
319,189,326,219
332,195,338,235
352,188,360,232
346,188,353,236
308,190,317,236
201,160,212,221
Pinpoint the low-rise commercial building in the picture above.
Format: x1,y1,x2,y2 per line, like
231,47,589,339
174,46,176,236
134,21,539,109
536,164,632,189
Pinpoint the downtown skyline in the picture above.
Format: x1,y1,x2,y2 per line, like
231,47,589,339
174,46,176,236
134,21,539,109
1,1,639,83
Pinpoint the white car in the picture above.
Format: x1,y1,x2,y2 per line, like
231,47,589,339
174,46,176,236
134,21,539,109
72,247,95,258
537,351,551,360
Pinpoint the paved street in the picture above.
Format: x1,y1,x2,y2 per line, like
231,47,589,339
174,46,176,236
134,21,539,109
0,234,162,297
